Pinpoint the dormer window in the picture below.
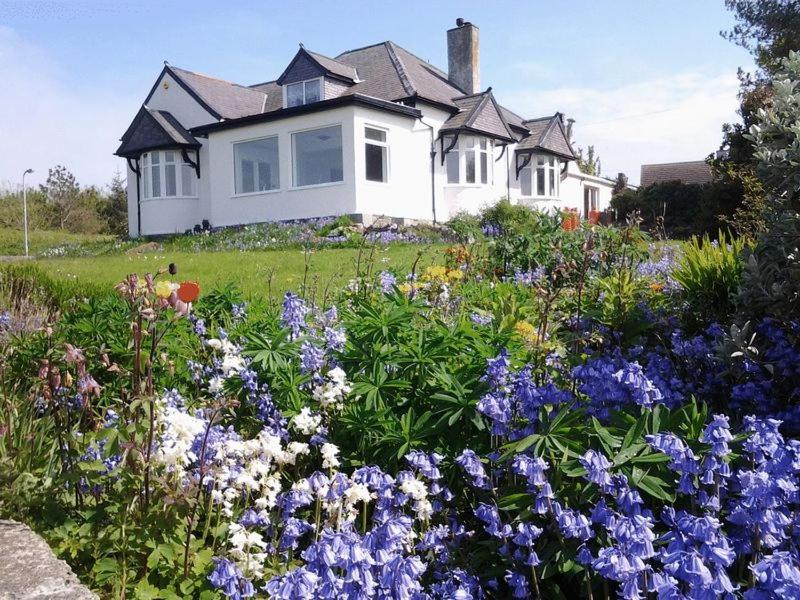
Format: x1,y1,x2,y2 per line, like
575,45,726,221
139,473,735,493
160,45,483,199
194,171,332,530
286,78,322,108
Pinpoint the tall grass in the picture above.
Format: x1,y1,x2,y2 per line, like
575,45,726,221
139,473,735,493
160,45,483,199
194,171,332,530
672,231,747,322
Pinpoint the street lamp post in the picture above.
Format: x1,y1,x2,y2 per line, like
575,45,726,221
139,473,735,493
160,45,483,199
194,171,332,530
22,168,33,258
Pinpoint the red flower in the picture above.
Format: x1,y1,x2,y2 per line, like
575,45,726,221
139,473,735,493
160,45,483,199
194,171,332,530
177,281,200,303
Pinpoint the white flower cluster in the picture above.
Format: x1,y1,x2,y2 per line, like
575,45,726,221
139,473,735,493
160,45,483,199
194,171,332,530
312,366,352,411
400,477,434,520
227,522,268,579
291,407,323,436
320,442,340,469
153,397,206,481
210,430,309,517
205,337,245,392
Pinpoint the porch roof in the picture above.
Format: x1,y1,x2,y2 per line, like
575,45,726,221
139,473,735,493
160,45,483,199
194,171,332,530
115,107,201,158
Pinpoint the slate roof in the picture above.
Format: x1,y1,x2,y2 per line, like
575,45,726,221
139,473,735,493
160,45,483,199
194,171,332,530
163,66,268,120
116,107,200,158
515,114,576,160
440,90,515,142
306,50,359,82
640,161,713,186
335,41,466,107
134,42,579,154
247,80,285,112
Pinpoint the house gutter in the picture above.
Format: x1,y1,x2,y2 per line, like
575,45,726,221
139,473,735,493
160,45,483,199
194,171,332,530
126,157,142,237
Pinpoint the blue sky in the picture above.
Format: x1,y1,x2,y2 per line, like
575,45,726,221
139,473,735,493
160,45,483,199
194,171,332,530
0,0,754,188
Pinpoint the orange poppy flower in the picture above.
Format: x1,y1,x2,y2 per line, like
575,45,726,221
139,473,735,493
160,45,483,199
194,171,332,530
177,281,200,303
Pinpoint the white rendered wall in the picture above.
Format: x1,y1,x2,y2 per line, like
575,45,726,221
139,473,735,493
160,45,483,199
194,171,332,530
352,104,442,222
145,72,218,128
205,105,358,227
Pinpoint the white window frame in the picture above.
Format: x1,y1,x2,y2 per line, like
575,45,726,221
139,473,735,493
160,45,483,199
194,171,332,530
283,77,323,108
364,125,389,183
141,150,198,200
290,123,345,190
519,153,560,199
231,135,281,197
443,135,493,186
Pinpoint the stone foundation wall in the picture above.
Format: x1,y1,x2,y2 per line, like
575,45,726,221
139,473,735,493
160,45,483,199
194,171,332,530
0,520,97,599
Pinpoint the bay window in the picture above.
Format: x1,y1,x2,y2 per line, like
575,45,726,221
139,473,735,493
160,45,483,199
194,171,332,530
519,154,560,198
365,126,388,182
234,136,279,194
292,125,343,187
141,150,197,199
286,79,322,108
444,135,493,185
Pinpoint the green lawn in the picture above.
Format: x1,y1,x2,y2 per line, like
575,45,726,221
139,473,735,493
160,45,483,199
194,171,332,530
33,244,445,299
0,228,115,256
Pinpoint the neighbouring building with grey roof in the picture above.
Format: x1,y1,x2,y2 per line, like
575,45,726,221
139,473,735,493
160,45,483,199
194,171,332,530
117,19,615,236
640,161,714,187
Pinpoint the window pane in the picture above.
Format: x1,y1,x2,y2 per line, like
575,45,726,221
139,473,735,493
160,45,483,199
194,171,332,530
151,165,161,197
536,166,545,196
465,151,476,183
549,168,556,196
165,164,177,196
181,164,195,196
479,138,487,149
241,160,255,193
304,79,321,103
287,82,304,107
151,152,160,165
366,144,386,182
143,163,151,199
164,151,175,163
537,155,546,166
293,125,343,187
520,167,532,196
480,152,488,184
365,127,386,142
235,137,279,193
446,151,459,184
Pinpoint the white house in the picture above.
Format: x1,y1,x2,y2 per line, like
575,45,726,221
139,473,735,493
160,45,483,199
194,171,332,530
116,19,615,236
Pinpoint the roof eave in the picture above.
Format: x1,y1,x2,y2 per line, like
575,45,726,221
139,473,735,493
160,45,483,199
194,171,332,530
191,94,422,135
515,146,576,161
115,140,201,159
439,125,515,144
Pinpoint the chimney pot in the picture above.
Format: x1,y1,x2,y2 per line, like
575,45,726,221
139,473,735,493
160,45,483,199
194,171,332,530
447,19,480,94
566,117,575,141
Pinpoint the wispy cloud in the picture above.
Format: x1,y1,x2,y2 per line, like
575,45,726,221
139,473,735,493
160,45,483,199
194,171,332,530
498,71,741,184
0,26,137,189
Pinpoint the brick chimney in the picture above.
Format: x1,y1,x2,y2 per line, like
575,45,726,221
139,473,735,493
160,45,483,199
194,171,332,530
447,18,480,94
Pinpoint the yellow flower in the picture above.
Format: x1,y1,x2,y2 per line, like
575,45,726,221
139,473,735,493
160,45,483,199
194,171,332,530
649,282,664,293
447,269,464,282
515,321,539,344
155,280,173,299
398,282,413,295
421,265,448,282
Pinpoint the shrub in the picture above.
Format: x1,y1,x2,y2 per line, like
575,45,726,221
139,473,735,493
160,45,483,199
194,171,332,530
672,231,746,323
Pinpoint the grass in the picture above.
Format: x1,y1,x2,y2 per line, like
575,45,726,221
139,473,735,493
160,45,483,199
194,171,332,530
0,228,115,257
33,243,446,299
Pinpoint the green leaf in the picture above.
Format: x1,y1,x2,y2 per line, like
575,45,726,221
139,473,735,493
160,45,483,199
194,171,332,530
636,474,675,502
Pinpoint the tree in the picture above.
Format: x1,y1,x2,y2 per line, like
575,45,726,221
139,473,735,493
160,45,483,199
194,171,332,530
723,0,800,76
611,172,628,196
100,171,129,236
714,1,800,235
40,165,82,230
576,146,600,176
747,51,800,208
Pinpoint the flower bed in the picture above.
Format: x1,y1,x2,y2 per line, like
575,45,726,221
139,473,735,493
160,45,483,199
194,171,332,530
1,217,799,599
